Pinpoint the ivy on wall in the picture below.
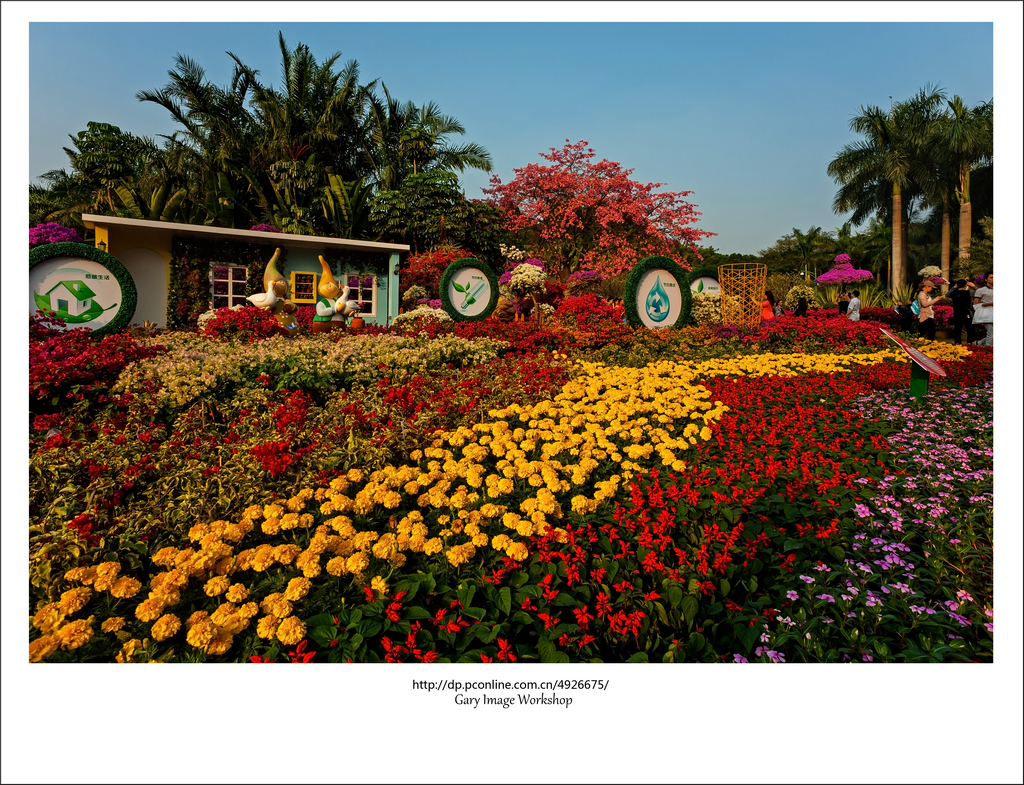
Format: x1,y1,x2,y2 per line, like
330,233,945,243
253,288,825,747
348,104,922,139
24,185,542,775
167,237,287,329
321,248,391,278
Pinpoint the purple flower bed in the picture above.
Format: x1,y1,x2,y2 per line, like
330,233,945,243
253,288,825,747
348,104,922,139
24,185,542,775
739,384,993,663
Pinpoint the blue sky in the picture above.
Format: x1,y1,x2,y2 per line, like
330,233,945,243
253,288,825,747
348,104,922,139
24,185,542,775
15,11,1015,255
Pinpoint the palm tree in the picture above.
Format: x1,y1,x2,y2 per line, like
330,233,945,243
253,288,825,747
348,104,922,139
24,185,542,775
928,96,993,266
791,226,827,277
361,87,492,192
827,86,944,291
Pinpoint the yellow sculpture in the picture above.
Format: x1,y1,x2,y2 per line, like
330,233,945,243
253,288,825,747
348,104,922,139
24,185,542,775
250,248,299,333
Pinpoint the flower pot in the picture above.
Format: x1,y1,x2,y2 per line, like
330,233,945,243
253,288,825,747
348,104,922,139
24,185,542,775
350,317,365,331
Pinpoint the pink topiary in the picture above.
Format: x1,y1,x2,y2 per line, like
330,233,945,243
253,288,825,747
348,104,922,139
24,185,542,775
816,254,874,285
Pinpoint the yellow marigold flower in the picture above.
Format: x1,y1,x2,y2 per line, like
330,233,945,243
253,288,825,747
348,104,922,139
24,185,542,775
59,587,92,616
515,519,534,537
93,568,120,593
382,491,402,509
370,576,390,597
423,538,444,556
472,533,489,547
276,616,307,646
261,593,284,613
151,614,181,642
261,517,282,535
32,603,64,633
295,550,322,578
101,616,126,633
238,602,259,619
222,523,250,543
326,556,349,577
700,426,712,441
188,523,210,542
57,618,94,650
204,576,230,597
389,553,407,568
263,503,284,520
346,552,370,576
371,533,399,560
255,615,279,639
64,567,88,582
206,632,234,656
268,599,293,619
352,531,380,551
506,542,529,562
29,634,60,662
135,598,165,622
250,544,276,572
186,610,209,628
210,602,238,625
284,577,311,602
225,583,248,603
270,544,300,565
115,638,146,663
186,619,215,649
347,468,365,483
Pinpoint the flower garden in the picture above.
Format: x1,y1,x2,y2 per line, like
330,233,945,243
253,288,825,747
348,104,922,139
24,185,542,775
28,296,994,664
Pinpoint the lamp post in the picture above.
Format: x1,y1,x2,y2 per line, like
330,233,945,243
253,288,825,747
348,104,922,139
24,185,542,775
97,240,107,252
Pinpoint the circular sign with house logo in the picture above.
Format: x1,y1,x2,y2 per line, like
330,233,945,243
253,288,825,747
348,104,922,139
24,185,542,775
29,242,137,336
439,258,499,321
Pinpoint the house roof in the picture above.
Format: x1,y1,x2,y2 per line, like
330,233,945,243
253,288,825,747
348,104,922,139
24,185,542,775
45,280,96,300
81,214,410,253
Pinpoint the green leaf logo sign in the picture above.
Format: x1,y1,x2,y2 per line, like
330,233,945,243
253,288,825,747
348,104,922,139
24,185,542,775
697,280,704,293
460,281,487,311
452,282,467,293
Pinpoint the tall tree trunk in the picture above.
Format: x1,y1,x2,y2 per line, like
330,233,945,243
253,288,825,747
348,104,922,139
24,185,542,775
940,210,951,293
957,167,972,264
958,201,972,263
901,219,909,278
891,186,903,291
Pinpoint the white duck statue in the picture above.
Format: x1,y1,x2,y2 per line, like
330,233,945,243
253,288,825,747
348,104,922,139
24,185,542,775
336,285,361,318
246,280,278,310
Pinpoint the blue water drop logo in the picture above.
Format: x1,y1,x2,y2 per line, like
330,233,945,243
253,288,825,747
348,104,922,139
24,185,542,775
645,275,670,322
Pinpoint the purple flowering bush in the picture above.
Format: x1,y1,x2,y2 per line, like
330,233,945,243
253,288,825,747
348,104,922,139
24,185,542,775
250,223,283,233
816,254,875,286
29,223,83,248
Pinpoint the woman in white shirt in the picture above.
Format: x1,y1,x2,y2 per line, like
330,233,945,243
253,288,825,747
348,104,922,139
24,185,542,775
973,272,993,345
846,290,861,322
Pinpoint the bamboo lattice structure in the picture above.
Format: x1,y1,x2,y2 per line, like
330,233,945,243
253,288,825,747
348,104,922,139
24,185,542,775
718,263,767,329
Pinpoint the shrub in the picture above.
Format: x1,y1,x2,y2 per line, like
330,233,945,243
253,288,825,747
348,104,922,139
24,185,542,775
201,305,290,343
30,223,83,247
784,285,816,309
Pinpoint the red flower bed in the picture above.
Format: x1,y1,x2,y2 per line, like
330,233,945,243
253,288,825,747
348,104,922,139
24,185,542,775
201,306,292,342
29,315,167,411
752,314,887,349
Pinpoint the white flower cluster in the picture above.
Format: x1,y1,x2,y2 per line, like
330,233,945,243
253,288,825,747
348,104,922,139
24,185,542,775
784,285,816,309
917,265,942,279
499,244,527,263
393,306,453,325
509,263,547,295
691,292,722,325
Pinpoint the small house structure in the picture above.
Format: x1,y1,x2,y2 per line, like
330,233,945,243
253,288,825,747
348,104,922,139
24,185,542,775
46,280,95,315
81,214,409,328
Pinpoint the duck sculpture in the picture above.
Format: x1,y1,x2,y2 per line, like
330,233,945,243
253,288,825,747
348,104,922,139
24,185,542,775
246,280,278,309
336,285,361,319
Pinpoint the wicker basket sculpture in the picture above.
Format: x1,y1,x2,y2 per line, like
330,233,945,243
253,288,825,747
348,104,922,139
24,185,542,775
718,263,767,329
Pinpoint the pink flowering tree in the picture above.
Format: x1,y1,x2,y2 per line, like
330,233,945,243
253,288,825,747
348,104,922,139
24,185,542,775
816,254,875,286
482,140,715,279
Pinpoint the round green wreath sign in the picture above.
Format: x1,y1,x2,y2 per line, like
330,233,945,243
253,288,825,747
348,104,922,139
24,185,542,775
686,266,720,294
29,242,138,337
623,256,692,329
438,257,499,322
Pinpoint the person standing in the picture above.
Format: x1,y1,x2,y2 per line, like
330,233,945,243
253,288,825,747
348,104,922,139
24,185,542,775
847,290,861,322
762,291,777,323
948,279,976,345
916,280,941,341
973,272,994,345
793,297,808,318
836,290,850,315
